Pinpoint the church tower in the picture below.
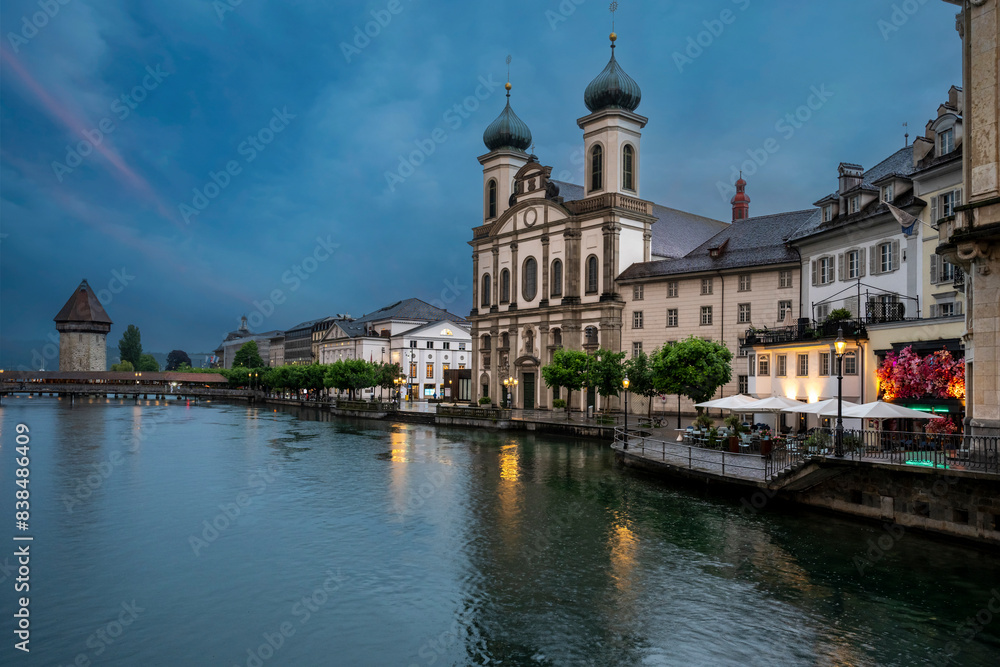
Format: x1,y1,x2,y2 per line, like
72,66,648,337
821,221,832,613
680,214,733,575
478,67,532,226
54,279,112,371
731,175,750,221
578,30,646,197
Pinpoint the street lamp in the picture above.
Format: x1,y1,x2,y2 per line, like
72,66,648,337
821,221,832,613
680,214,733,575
503,376,517,409
622,374,630,450
834,327,847,457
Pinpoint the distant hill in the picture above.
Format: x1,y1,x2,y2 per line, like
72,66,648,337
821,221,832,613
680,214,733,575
0,337,213,371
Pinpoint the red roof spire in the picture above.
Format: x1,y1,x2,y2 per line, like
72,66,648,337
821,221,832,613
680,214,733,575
731,172,750,222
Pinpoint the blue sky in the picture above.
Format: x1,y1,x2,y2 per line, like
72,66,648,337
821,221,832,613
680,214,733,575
0,0,962,358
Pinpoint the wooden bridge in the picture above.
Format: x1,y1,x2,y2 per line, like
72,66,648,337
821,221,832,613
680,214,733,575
0,371,253,403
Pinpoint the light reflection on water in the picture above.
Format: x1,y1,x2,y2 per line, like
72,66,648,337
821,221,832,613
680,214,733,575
0,398,997,666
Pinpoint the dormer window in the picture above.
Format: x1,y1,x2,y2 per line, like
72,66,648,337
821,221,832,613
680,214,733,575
881,183,893,203
822,205,832,222
849,195,860,214
938,128,954,156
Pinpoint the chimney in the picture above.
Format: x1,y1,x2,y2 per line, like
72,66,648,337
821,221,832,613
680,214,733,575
730,174,750,222
837,162,863,195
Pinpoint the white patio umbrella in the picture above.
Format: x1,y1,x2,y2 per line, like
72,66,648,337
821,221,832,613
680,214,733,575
825,400,935,420
694,394,758,410
781,398,859,415
744,395,807,431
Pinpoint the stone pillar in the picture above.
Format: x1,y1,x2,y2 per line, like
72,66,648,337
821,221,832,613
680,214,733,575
643,230,652,263
490,324,501,402
491,246,500,311
601,221,621,301
471,251,479,315
509,241,519,310
563,229,582,304
540,235,550,307
470,322,480,403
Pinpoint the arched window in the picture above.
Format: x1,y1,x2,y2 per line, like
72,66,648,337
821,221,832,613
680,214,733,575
590,144,603,191
500,268,510,303
487,179,497,218
523,257,538,301
622,145,635,191
481,274,491,307
586,255,599,294
551,259,563,297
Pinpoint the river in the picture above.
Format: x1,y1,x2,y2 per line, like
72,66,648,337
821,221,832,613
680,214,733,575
0,397,998,666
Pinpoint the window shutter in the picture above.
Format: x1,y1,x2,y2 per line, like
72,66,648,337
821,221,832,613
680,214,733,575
870,246,878,275
955,189,962,206
811,260,818,286
858,248,866,277
837,253,845,281
930,304,938,318
931,196,938,224
956,301,963,315
891,240,900,270
930,254,939,284
846,296,858,317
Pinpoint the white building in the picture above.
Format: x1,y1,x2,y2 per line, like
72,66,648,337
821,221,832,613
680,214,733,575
317,298,469,400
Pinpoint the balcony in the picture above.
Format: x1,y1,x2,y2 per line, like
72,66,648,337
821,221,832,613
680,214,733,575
563,192,652,217
743,319,868,347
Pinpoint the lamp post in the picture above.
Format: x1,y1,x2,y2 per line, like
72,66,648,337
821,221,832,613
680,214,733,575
503,376,517,409
622,374,630,450
834,327,847,457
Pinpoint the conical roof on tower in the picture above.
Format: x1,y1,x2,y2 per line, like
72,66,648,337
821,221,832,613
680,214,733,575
54,279,113,325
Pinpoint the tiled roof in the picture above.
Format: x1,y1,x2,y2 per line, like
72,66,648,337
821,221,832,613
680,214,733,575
552,181,728,258
618,209,813,280
356,298,468,326
53,280,112,325
285,318,326,334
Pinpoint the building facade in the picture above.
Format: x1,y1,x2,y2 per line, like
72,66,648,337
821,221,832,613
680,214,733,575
212,316,281,368
469,33,726,410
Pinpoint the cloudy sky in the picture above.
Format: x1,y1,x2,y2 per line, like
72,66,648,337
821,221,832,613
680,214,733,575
0,0,961,358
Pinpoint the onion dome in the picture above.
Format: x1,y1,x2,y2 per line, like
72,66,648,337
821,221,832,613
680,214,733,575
483,82,532,152
584,33,641,113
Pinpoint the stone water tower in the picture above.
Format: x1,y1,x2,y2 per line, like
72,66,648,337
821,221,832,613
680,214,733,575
54,279,113,371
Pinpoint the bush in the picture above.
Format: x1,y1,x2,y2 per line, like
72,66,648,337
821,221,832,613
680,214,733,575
827,308,853,322
478,397,492,405
724,414,745,434
694,413,714,429
552,399,566,409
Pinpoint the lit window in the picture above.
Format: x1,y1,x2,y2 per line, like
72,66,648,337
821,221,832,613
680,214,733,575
738,303,751,323
632,311,644,329
701,278,713,295
633,284,644,300
409,362,417,378
425,363,434,379
667,281,678,298
797,354,808,376
622,145,635,191
700,306,713,325
738,274,751,291
667,309,678,327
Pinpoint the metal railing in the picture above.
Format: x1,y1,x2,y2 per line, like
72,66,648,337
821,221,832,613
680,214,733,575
818,428,1000,474
334,400,398,412
743,319,868,346
436,405,508,420
613,428,805,480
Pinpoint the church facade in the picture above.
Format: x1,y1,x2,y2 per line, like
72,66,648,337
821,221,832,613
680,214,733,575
468,33,727,410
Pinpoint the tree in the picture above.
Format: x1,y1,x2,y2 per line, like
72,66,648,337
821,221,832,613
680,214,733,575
651,337,733,411
137,354,160,372
541,349,591,415
324,359,376,400
624,350,658,418
375,362,402,399
111,360,134,372
232,340,264,368
118,325,142,368
165,350,192,371
590,348,626,409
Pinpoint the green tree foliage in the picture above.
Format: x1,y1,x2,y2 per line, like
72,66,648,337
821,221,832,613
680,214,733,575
232,340,264,368
590,348,626,405
324,359,376,399
541,349,591,414
651,337,733,410
137,354,160,372
165,350,192,371
111,360,134,372
118,324,142,368
624,350,658,418
375,362,402,398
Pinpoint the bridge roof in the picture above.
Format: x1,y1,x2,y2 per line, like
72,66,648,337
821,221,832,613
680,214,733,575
54,280,112,325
